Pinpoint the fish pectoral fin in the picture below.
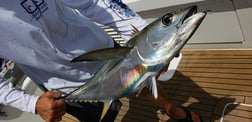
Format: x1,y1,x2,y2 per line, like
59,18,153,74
146,76,158,99
71,47,132,62
100,100,113,122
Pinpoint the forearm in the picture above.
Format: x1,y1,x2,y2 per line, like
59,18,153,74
0,78,39,114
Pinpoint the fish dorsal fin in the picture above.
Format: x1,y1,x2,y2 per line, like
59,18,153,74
125,25,141,47
130,24,140,37
71,47,132,62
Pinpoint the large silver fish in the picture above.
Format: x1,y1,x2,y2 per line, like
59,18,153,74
58,5,206,120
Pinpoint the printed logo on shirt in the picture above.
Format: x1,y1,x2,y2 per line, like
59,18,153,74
20,0,48,20
104,0,136,19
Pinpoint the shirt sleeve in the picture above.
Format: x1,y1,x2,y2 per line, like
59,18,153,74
60,0,148,41
0,78,39,114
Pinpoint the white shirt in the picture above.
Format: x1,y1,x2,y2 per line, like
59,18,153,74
0,0,147,114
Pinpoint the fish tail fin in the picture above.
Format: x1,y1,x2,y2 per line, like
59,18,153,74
99,100,112,122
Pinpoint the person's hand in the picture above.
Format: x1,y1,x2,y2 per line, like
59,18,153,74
36,92,66,122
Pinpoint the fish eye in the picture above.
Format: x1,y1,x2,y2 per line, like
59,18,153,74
162,13,173,26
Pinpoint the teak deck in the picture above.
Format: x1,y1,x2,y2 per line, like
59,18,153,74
62,50,252,122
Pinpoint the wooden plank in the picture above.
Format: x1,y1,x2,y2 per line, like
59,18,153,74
245,97,252,104
220,114,252,122
165,89,225,100
179,63,252,69
165,81,252,92
181,58,252,64
164,94,218,106
226,108,252,119
181,50,252,55
118,112,159,121
225,104,252,112
175,72,252,80
173,76,252,86
178,68,252,74
163,84,252,97
182,55,252,59
61,113,79,122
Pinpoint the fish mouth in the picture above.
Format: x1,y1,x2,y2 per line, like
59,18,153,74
182,6,198,24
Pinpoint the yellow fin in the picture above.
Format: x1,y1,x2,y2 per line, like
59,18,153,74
99,100,112,122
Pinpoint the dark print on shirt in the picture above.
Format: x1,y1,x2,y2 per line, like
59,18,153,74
20,0,48,20
104,0,136,19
